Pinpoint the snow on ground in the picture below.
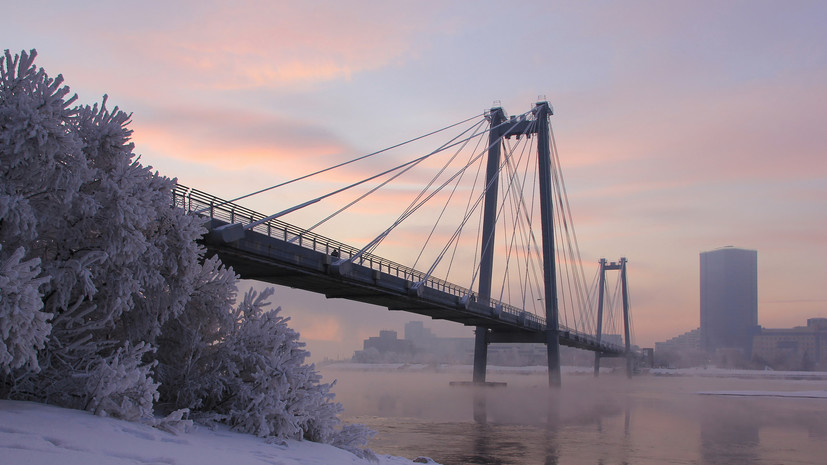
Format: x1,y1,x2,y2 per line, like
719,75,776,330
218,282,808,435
698,390,827,398
0,400,438,465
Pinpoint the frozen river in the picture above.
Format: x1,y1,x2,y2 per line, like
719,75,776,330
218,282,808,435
321,365,827,464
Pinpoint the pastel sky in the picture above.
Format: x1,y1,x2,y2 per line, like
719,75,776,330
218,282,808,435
5,1,826,361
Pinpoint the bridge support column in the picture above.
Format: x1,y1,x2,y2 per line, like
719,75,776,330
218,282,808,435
620,257,633,378
546,329,561,387
535,101,561,388
472,327,489,384
594,259,607,377
473,106,506,385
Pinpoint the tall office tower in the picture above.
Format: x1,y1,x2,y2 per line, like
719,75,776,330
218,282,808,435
700,247,758,356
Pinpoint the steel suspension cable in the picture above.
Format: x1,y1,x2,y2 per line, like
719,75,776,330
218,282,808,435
552,149,584,332
487,130,549,318
497,137,536,310
193,112,485,215
411,113,536,293
496,141,527,308
247,115,516,230
415,156,499,288
518,139,545,317
465,116,537,297
548,126,596,335
554,222,571,330
626,272,636,347
411,120,489,273
550,125,596,334
350,128,502,267
444,131,488,283
516,142,546,318
587,263,602,335
295,118,488,239
476,129,545,317
355,112,533,267
501,146,527,310
608,272,622,338
414,128,527,287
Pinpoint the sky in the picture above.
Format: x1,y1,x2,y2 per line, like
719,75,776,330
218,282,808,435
4,0,827,361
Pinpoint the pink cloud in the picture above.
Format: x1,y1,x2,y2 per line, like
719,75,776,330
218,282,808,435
105,1,456,91
131,105,348,172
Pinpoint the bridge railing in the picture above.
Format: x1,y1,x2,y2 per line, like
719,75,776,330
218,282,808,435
172,185,626,355
173,185,477,292
173,185,474,290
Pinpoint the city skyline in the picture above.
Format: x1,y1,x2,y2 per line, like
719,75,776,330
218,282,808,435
3,1,826,361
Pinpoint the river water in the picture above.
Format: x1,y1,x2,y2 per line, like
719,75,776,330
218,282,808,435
320,366,827,464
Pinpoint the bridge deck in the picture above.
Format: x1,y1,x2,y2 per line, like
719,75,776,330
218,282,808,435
173,185,625,356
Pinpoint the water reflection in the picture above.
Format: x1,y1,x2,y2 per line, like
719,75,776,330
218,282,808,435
465,386,563,463
623,403,631,438
473,388,486,424
699,399,760,465
321,367,827,465
543,420,560,465
433,379,622,464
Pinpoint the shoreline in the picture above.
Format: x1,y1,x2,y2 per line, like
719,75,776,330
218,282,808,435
321,361,827,380
0,399,439,465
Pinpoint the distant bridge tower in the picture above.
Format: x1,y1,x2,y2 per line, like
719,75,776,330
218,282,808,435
473,101,561,388
593,257,633,378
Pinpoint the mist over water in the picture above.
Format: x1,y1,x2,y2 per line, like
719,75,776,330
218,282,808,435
320,366,827,464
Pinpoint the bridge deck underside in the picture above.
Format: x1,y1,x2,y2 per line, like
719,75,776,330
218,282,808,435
201,219,624,356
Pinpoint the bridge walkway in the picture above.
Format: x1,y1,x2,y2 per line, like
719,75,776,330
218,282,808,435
173,185,626,356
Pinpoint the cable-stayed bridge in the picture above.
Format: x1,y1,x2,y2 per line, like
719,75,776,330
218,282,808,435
172,101,636,387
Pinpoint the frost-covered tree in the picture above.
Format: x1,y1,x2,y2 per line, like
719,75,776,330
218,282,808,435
0,49,372,453
0,49,79,376
0,49,204,418
0,246,50,373
157,280,373,449
216,288,342,441
155,255,239,411
160,287,348,440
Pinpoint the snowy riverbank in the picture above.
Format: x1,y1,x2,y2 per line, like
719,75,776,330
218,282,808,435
0,400,439,465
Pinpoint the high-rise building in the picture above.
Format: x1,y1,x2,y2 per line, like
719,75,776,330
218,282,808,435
700,247,758,356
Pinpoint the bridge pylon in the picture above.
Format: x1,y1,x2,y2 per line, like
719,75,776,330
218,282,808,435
472,105,504,385
593,257,633,378
473,101,561,388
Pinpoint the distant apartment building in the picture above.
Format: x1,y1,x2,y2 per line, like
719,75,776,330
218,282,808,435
354,321,612,366
700,247,759,356
753,318,827,371
404,321,436,342
654,328,706,367
354,324,472,364
357,330,415,361
655,328,701,353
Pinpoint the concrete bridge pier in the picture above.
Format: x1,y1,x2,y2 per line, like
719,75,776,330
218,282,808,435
472,327,489,384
